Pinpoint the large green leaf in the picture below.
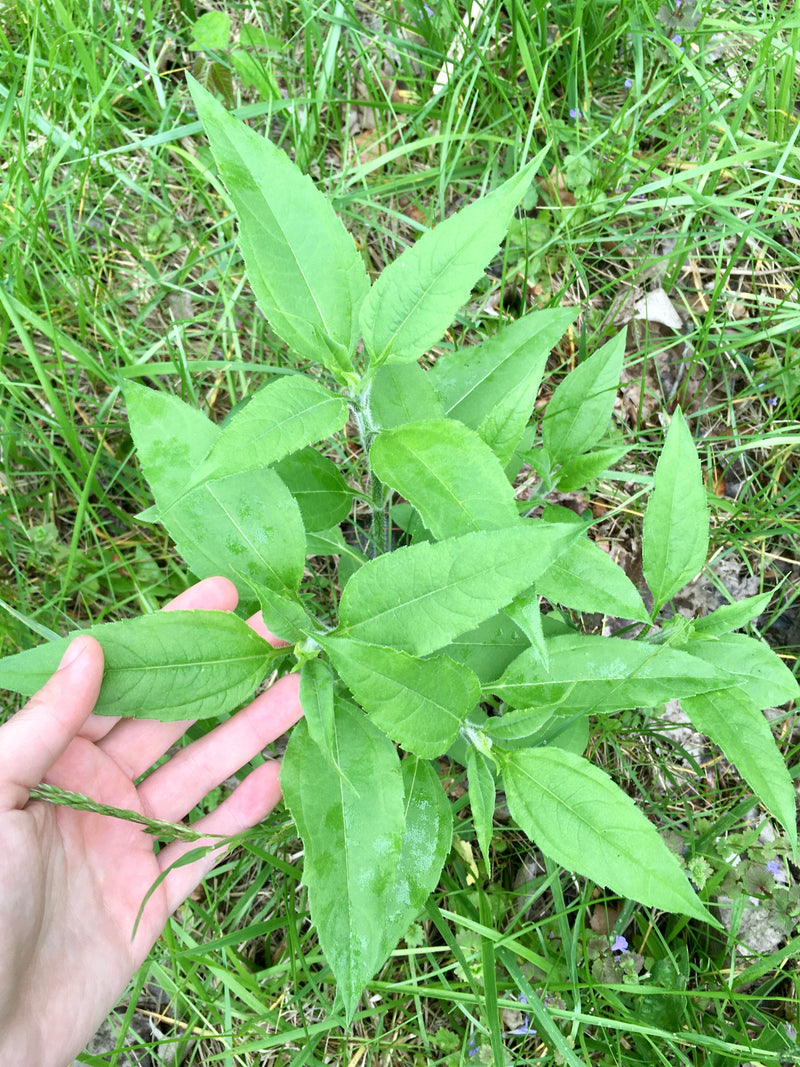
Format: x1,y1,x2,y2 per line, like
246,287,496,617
642,408,710,612
542,331,625,467
321,635,481,757
501,747,713,922
194,376,349,484
125,382,219,514
429,308,576,447
445,612,530,684
280,703,406,1021
375,757,453,964
681,687,797,845
0,611,280,719
337,523,579,656
359,157,541,366
536,527,650,623
368,362,444,430
160,467,306,598
685,632,799,707
370,419,519,539
493,634,731,712
272,447,353,532
188,77,369,375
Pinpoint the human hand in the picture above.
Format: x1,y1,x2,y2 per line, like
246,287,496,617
0,577,302,1067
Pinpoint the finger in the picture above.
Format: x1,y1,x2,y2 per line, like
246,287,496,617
137,673,301,821
155,760,284,915
0,636,104,809
92,576,243,763
245,609,291,648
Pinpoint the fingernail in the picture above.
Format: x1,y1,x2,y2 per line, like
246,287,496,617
59,638,87,670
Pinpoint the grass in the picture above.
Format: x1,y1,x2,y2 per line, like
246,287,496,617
1,0,799,1063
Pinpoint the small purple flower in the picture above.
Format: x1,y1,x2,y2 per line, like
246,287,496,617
672,33,683,44
767,859,782,878
767,396,779,407
467,1034,479,1058
624,78,632,90
611,935,629,954
569,107,581,120
423,2,434,14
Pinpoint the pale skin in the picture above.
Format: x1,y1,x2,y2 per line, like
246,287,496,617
0,577,302,1067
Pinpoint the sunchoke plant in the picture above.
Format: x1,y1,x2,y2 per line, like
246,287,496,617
2,78,797,1022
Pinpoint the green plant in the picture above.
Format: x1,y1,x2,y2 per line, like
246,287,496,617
1,77,797,1025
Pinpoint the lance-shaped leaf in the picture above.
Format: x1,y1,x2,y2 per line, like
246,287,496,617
188,77,369,374
376,756,453,962
681,687,797,846
501,747,714,923
0,611,280,720
493,634,730,712
368,362,445,430
555,445,630,493
466,747,496,872
542,331,625,467
280,703,406,1021
691,592,773,637
159,467,305,599
432,305,574,420
125,382,219,514
370,419,519,540
299,656,336,758
535,530,651,623
194,376,349,484
642,408,709,612
684,632,799,707
360,156,542,366
272,447,353,532
337,523,580,656
251,583,318,644
432,310,577,468
321,635,481,757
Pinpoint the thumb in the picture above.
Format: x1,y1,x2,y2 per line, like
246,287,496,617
0,636,104,809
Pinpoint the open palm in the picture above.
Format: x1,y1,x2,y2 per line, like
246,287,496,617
0,578,302,1067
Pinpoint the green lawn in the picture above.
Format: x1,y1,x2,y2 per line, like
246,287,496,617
1,0,799,1063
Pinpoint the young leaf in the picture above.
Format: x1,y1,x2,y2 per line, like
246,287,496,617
272,447,353,532
466,747,496,873
188,77,369,374
555,445,630,492
494,634,731,712
691,591,772,637
320,635,481,757
280,703,406,1021
359,156,542,366
642,408,710,612
250,582,317,644
504,591,549,669
542,331,625,467
375,756,453,965
0,611,280,720
337,523,580,656
194,376,349,484
125,382,219,514
430,307,576,433
681,687,797,846
299,656,336,758
500,747,714,923
160,467,306,598
370,419,519,539
368,362,445,430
